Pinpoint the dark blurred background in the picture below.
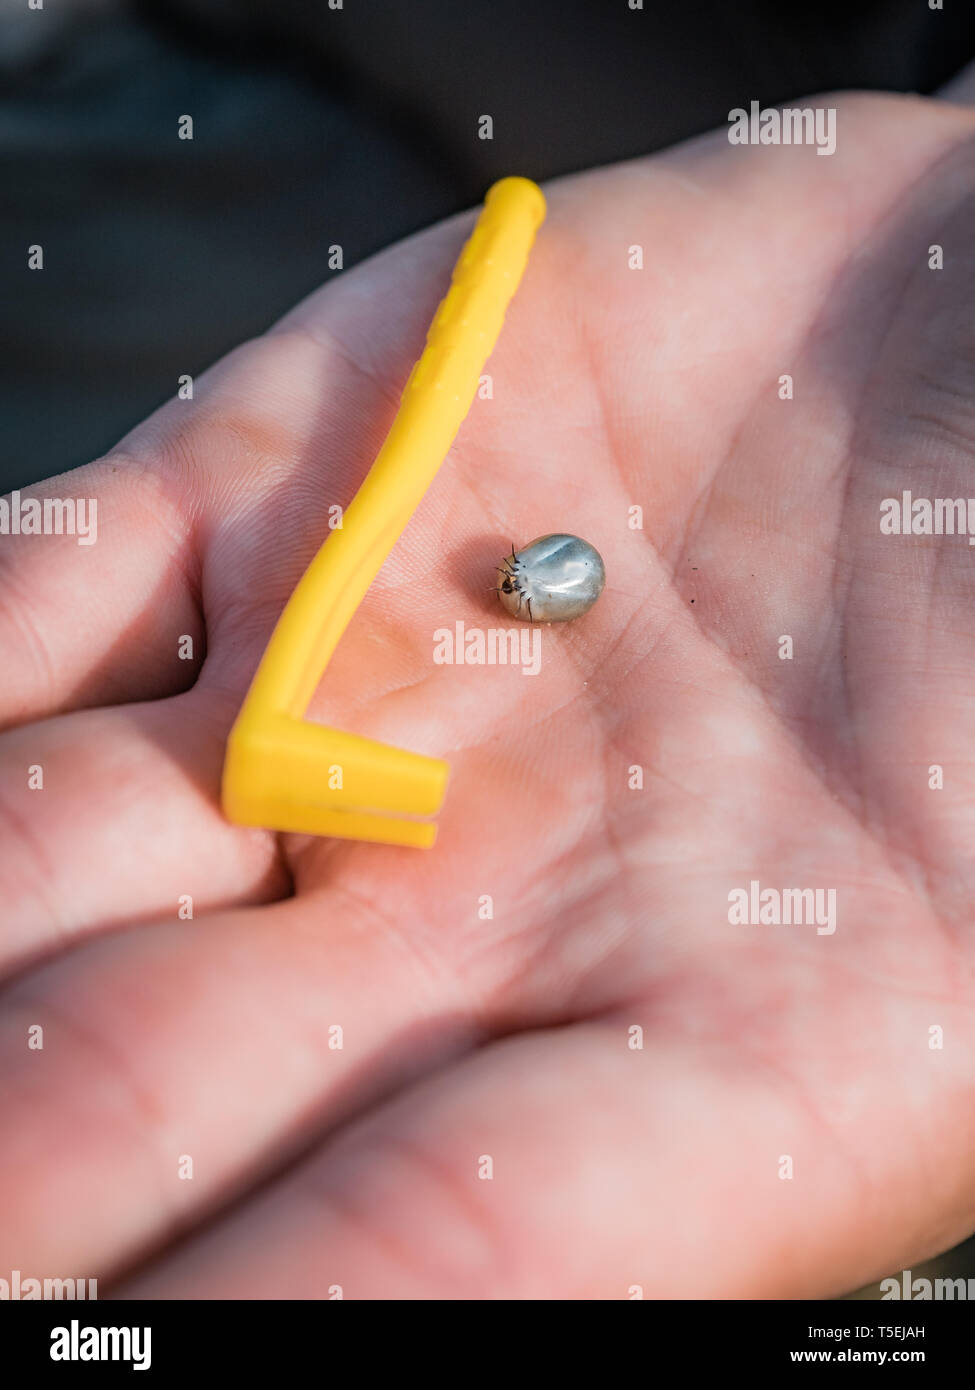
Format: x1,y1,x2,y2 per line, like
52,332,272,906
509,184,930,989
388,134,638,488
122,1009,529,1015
2,0,975,1294
2,0,975,496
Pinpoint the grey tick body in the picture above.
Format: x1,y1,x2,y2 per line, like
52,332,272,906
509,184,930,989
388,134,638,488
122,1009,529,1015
495,534,605,622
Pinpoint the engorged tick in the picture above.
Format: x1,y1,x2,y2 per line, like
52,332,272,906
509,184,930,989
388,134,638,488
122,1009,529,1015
492,534,605,623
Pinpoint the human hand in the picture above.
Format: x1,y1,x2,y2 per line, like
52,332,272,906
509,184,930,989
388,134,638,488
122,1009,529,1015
2,84,975,1298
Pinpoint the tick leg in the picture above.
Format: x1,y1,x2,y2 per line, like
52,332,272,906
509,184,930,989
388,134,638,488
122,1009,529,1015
527,595,533,623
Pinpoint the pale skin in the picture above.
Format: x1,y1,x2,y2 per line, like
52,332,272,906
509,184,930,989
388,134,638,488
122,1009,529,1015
2,76,975,1299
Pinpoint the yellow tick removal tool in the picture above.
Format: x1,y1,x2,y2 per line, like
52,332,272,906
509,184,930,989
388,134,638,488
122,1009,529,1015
220,176,546,848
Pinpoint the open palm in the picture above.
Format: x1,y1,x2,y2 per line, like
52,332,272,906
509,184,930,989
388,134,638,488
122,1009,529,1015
3,87,975,1299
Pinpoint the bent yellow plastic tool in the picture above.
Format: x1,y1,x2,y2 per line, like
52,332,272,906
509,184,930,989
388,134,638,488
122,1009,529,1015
221,176,546,848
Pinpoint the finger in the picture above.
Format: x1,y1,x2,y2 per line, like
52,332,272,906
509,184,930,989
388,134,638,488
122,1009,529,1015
0,890,476,1283
0,227,429,729
0,242,466,726
0,687,284,974
0,458,204,730
118,1016,975,1299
